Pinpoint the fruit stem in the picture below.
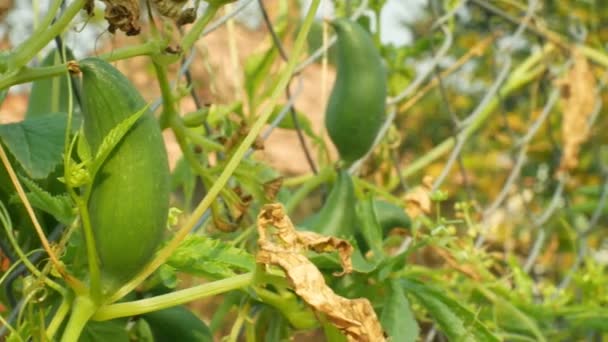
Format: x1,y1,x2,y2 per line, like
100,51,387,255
60,295,98,342
74,196,102,300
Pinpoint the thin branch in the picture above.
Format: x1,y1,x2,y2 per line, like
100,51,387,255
257,0,318,174
475,89,559,247
388,26,454,105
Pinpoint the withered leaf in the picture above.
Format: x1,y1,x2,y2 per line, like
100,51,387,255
100,0,141,36
404,177,432,218
557,48,597,172
263,177,283,202
256,204,385,342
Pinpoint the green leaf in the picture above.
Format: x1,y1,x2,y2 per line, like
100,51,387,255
268,106,322,143
356,196,385,257
79,320,129,342
244,49,280,111
0,113,68,179
26,47,78,118
321,319,347,342
171,157,196,212
14,176,74,224
129,319,154,342
206,102,242,126
76,128,92,163
158,264,180,289
402,279,500,342
89,104,148,178
381,279,419,342
167,235,255,279
475,286,546,341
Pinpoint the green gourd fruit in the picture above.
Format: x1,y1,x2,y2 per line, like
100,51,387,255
143,306,213,342
300,170,357,237
325,18,387,165
79,57,170,291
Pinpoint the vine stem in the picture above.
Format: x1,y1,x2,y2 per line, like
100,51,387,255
46,295,72,340
285,167,333,214
93,273,253,320
0,204,65,295
0,40,161,91
7,0,85,71
181,5,220,52
60,295,97,342
0,144,86,294
74,197,101,299
106,0,323,303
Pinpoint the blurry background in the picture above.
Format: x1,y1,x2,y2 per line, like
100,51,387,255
1,1,608,340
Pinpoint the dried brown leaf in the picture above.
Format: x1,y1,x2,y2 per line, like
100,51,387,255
404,176,432,218
150,0,190,21
557,48,597,172
263,177,283,202
100,0,141,35
256,204,385,341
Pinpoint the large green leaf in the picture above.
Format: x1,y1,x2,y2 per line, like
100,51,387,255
0,113,67,179
268,106,322,143
356,196,385,257
14,176,74,224
79,320,129,342
381,280,419,342
26,47,78,118
402,279,500,341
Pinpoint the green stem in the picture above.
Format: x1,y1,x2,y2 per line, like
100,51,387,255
99,40,160,62
8,0,85,71
283,173,317,187
35,0,63,41
74,197,101,300
153,61,177,128
0,41,161,91
227,301,250,342
0,203,66,295
285,167,333,213
60,295,98,342
184,128,225,151
580,44,608,68
181,6,220,51
353,177,402,204
0,64,67,91
46,295,72,340
254,287,318,329
93,273,253,320
391,44,555,189
106,0,322,304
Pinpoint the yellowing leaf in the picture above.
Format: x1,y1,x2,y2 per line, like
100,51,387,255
404,176,433,218
557,48,597,172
